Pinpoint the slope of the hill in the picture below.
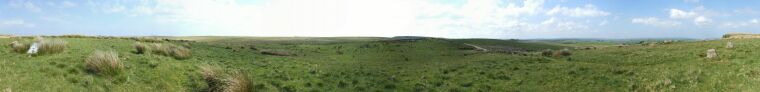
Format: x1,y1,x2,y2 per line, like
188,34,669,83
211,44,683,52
1,37,757,91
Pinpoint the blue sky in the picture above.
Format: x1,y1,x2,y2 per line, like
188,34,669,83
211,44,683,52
0,0,759,39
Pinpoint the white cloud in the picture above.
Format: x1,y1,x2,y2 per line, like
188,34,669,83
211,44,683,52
9,0,42,13
693,16,711,26
735,8,760,15
129,6,154,16
85,0,605,38
541,17,557,25
599,20,608,26
62,1,78,8
669,8,721,27
669,9,696,19
721,18,759,28
0,19,36,28
537,17,589,31
87,0,127,14
412,0,584,38
684,0,699,3
40,16,72,24
546,4,610,17
631,17,681,27
114,0,423,36
105,4,126,13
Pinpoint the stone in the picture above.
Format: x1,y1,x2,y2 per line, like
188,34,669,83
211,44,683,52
726,42,733,48
26,43,39,54
706,49,718,59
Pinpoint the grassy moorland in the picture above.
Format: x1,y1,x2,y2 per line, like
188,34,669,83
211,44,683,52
1,36,759,91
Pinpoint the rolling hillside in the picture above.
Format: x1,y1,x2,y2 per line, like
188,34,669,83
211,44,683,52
1,36,758,91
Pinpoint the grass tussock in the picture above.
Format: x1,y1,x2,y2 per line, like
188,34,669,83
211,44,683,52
553,49,572,57
38,39,67,54
134,42,147,54
85,50,123,76
132,37,164,43
8,37,67,55
200,65,251,92
10,41,29,53
541,49,553,57
59,34,90,38
168,45,192,59
140,43,192,59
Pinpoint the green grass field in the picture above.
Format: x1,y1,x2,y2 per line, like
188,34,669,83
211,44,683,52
1,36,759,91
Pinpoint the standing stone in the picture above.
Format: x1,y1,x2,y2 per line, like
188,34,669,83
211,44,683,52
27,43,39,53
706,49,718,59
726,42,733,48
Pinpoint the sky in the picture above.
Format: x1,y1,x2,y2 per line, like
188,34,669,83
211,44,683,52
0,0,759,39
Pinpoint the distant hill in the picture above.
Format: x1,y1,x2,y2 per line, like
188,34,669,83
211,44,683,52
723,33,760,39
0,34,15,38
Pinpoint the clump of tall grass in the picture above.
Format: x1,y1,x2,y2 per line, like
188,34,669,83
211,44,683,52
168,45,191,59
59,34,89,38
134,42,147,54
10,41,29,53
541,49,553,57
38,39,67,54
131,37,164,43
153,44,191,59
138,43,192,59
85,50,123,76
200,65,251,92
8,37,66,55
553,49,572,57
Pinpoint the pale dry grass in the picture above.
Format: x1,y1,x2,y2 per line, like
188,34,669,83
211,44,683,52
146,43,191,59
134,42,147,54
10,41,29,53
85,50,123,76
38,39,67,54
199,65,251,92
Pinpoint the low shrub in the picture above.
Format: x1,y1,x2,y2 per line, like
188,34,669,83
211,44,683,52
134,42,147,54
541,49,553,57
553,49,572,57
200,65,251,92
85,50,123,76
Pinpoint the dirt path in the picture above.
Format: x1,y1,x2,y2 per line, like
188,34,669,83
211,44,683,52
464,43,488,52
